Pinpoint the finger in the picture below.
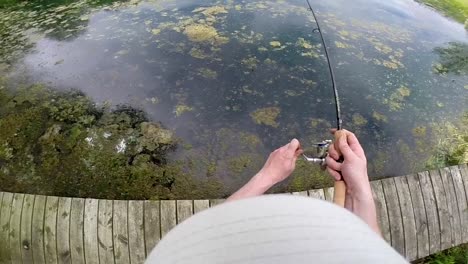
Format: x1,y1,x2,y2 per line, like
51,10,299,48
328,144,340,160
338,135,356,160
345,131,366,159
330,128,337,135
326,156,342,171
294,148,303,158
286,138,300,158
326,167,341,181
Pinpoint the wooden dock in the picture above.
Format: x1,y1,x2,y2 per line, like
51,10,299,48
0,164,467,263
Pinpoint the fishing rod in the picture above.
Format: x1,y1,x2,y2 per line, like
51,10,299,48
306,0,342,130
303,1,346,207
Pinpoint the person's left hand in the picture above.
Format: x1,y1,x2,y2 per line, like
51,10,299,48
257,138,303,185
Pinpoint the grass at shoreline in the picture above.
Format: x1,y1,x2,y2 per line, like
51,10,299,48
416,0,468,25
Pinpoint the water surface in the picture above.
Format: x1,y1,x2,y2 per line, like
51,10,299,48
1,0,467,195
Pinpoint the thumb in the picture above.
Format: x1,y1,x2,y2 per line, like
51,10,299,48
287,138,300,157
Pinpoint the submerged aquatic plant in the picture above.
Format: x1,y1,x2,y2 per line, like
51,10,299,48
0,82,226,199
250,107,281,127
426,113,468,169
434,42,468,75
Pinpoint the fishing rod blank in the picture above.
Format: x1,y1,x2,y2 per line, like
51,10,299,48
305,0,342,130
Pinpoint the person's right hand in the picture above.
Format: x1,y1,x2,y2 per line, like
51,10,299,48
325,129,372,200
325,129,380,235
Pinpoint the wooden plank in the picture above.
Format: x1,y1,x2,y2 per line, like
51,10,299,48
406,173,429,259
176,200,193,224
381,178,405,255
439,167,462,246
113,200,130,264
128,201,145,264
9,193,25,263
0,192,13,263
209,199,225,207
98,199,115,264
21,194,35,264
144,200,160,257
308,189,325,200
84,198,99,264
459,164,468,243
292,191,308,196
44,196,59,264
32,195,47,264
193,200,209,214
160,200,176,238
70,198,85,264
370,180,391,244
429,169,451,250
394,176,417,261
419,171,440,254
323,187,334,202
449,166,468,244
57,197,72,263
57,197,72,264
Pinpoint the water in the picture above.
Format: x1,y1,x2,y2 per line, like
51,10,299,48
0,0,467,196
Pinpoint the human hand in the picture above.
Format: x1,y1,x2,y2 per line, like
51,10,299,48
325,129,371,200
258,138,303,186
227,139,302,202
325,129,380,235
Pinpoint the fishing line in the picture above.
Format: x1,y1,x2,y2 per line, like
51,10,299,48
305,0,342,130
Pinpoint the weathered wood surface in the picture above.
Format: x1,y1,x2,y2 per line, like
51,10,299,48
176,200,193,224
44,196,59,264
0,192,13,263
419,171,441,254
370,180,391,243
128,200,146,264
323,187,334,202
113,200,130,264
459,164,468,243
160,200,176,238
394,176,417,261
70,198,85,264
21,194,35,264
32,195,47,264
0,164,467,263
381,177,405,255
9,193,24,263
84,198,99,264
406,173,429,259
440,167,462,247
308,189,325,200
57,197,72,264
144,200,160,258
98,199,115,264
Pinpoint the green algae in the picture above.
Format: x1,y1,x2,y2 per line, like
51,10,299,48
269,41,281,47
183,24,229,45
352,113,368,126
174,104,194,116
372,111,388,122
384,86,411,111
250,107,281,127
197,67,217,79
0,82,227,200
